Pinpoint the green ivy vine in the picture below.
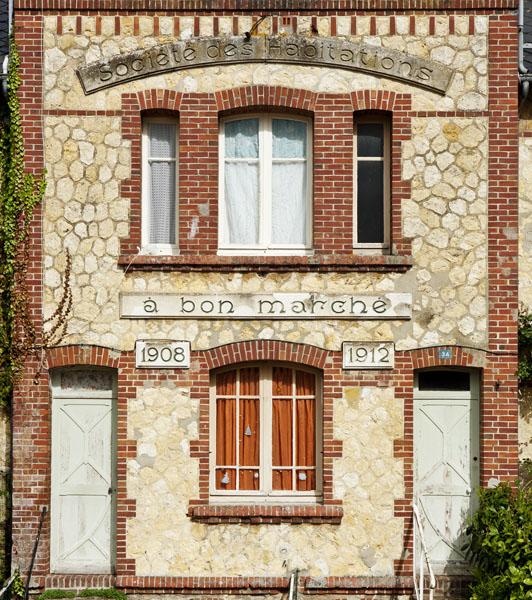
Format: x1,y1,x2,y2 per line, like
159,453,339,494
519,307,532,383
0,39,46,407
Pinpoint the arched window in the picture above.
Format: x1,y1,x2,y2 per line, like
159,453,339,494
210,363,322,502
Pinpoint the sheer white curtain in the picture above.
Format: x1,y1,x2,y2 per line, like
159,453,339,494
148,122,177,245
223,117,308,249
271,119,307,245
224,119,260,245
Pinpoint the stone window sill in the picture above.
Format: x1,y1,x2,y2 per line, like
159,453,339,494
118,254,413,273
188,504,343,524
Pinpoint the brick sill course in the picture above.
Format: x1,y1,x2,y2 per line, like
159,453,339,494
188,504,343,524
118,253,413,273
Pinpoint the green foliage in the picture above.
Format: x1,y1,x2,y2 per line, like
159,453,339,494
37,590,126,600
11,571,25,598
79,589,126,600
37,591,76,600
37,589,77,600
0,39,46,407
519,308,532,382
464,481,532,599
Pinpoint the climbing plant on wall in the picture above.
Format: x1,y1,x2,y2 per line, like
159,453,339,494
0,40,71,408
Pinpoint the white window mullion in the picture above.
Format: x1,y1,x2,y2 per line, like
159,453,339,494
263,365,272,495
235,368,241,491
292,369,296,492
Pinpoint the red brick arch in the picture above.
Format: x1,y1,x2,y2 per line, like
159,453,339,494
406,345,488,370
203,339,329,370
215,85,318,113
46,344,121,369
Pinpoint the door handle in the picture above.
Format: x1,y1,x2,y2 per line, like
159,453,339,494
108,487,115,495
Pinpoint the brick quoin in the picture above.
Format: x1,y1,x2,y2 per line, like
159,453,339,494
484,14,519,483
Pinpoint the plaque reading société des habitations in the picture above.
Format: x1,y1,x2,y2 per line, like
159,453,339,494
77,36,453,95
120,293,412,320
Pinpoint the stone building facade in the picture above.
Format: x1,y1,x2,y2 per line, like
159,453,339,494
11,0,521,598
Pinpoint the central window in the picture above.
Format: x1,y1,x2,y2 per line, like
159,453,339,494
210,364,322,503
219,115,312,254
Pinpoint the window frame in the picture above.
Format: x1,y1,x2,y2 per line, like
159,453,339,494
209,363,323,504
353,114,391,252
218,114,313,256
141,115,179,255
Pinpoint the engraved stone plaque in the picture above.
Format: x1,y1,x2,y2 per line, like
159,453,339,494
120,293,412,320
135,340,191,368
342,341,395,369
77,36,454,95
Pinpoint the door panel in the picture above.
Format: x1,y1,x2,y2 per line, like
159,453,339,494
414,373,479,570
51,394,114,574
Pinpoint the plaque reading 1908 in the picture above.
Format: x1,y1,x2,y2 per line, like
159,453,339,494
77,36,453,95
120,292,412,320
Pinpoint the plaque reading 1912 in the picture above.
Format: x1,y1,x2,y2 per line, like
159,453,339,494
343,341,395,369
120,293,412,320
77,36,453,95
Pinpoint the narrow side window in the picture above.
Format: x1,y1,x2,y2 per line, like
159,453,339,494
353,115,390,251
142,117,179,254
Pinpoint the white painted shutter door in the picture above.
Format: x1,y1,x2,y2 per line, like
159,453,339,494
414,387,479,569
51,398,113,573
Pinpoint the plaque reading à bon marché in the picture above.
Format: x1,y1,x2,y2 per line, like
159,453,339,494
120,292,412,320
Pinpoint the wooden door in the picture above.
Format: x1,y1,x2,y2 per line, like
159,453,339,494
51,369,115,574
414,370,479,570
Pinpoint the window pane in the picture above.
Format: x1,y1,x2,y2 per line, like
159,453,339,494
149,122,176,158
225,119,259,158
216,398,236,467
296,371,315,396
239,469,260,491
150,161,176,244
357,160,384,244
216,468,236,490
418,371,471,391
272,119,306,158
240,367,259,395
272,399,293,469
273,470,293,491
272,367,292,396
216,370,236,395
296,399,315,468
224,162,259,245
296,469,315,491
357,123,384,157
239,399,259,467
271,162,307,245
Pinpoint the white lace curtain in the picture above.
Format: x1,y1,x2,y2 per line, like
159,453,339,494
148,122,177,245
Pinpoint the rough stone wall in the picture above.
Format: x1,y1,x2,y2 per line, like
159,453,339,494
127,383,403,576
